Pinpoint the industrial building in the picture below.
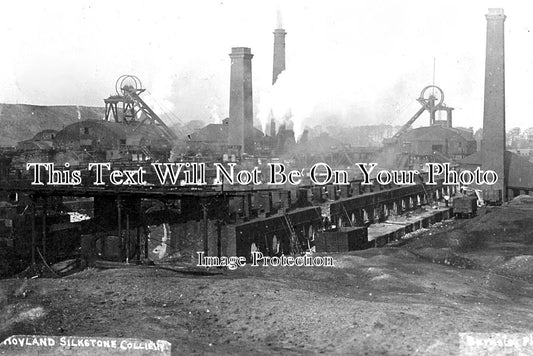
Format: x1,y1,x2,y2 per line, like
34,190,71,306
53,120,172,162
187,118,270,159
16,129,57,151
382,84,477,171
397,125,477,168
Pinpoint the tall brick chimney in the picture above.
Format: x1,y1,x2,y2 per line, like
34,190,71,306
228,47,254,155
481,8,506,201
269,28,287,137
272,29,287,85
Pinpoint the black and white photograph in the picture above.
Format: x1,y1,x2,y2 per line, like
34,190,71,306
1,1,533,355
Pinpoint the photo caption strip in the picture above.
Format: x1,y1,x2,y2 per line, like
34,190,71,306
0,335,171,355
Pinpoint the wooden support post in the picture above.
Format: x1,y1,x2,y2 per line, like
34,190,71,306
203,203,208,256
217,220,222,259
247,194,253,217
144,229,149,259
30,195,36,265
139,200,148,259
136,226,141,262
117,197,123,261
126,214,130,263
42,196,47,259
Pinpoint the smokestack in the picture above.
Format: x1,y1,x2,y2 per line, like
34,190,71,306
446,107,453,128
228,47,254,155
270,119,276,137
481,8,506,201
272,29,286,85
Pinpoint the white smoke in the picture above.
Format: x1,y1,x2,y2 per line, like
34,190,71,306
276,9,283,28
257,70,316,141
208,103,223,124
147,73,176,116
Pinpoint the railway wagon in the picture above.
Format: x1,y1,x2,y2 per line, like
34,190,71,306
452,196,477,218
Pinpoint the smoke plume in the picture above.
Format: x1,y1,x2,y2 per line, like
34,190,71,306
257,70,317,141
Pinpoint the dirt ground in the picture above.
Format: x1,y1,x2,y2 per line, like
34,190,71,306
2,197,533,355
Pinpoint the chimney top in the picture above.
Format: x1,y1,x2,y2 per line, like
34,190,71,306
229,47,253,59
486,8,506,20
231,47,252,54
488,8,504,15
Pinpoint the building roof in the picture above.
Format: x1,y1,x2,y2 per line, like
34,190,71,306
458,151,482,165
56,119,172,144
189,123,265,143
399,126,475,142
17,140,53,150
189,124,228,143
507,151,533,189
31,129,58,141
459,150,533,189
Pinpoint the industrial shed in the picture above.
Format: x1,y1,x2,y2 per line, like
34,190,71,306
186,119,268,157
459,151,533,199
397,126,477,160
53,120,172,161
16,129,57,151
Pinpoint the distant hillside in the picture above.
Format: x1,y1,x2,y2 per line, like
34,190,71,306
0,104,105,146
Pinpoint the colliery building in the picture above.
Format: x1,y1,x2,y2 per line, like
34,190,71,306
397,126,477,162
53,120,172,162
10,119,173,168
16,129,58,151
186,118,271,159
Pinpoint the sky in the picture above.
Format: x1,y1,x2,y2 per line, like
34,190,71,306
0,0,532,135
